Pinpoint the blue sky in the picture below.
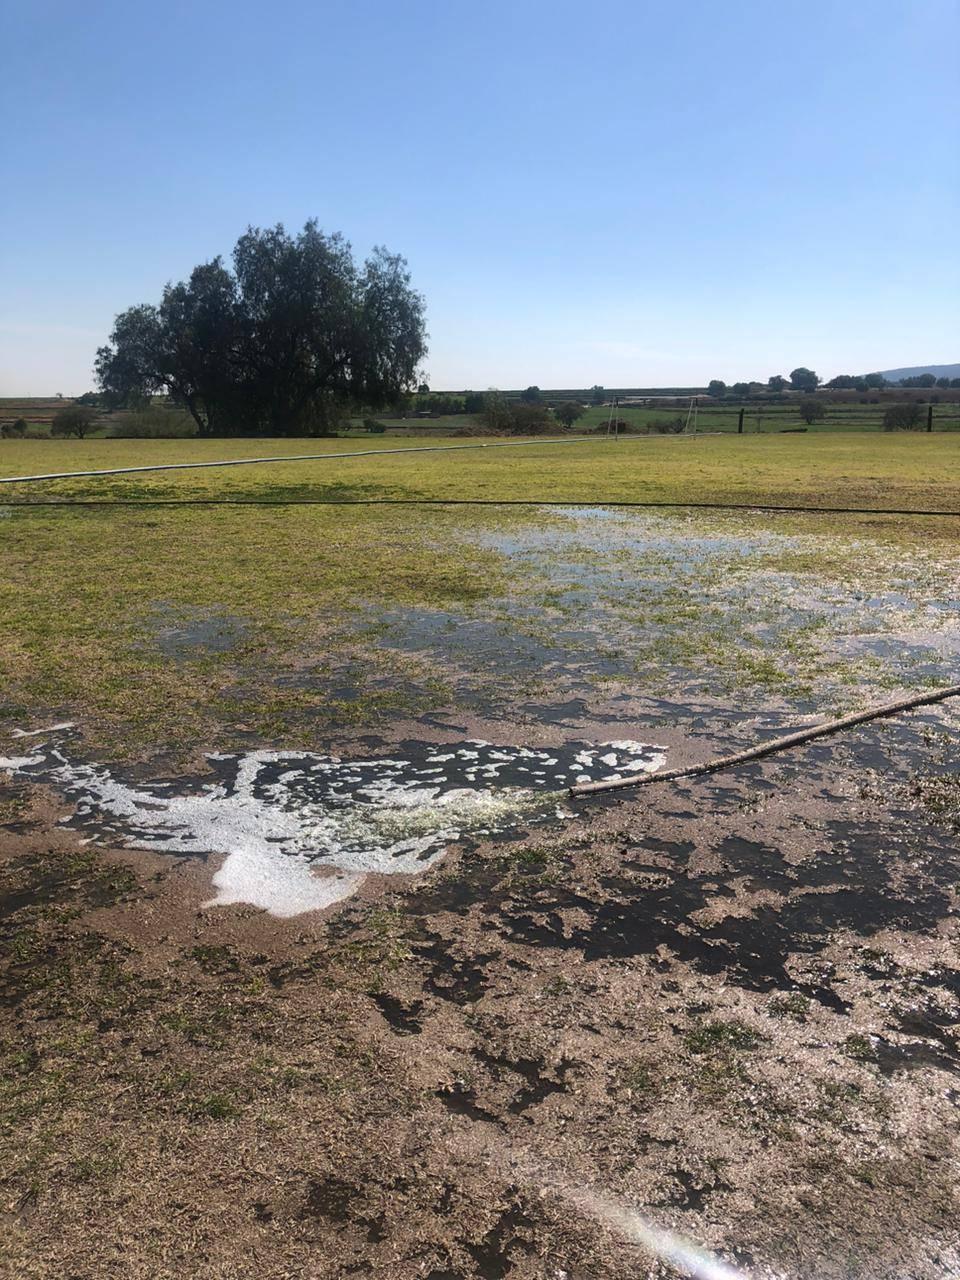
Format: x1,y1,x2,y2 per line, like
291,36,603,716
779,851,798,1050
2,0,957,393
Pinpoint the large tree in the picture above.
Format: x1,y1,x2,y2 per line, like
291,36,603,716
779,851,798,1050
95,222,427,436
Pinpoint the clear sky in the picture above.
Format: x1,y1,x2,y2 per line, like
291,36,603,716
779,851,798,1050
2,0,957,394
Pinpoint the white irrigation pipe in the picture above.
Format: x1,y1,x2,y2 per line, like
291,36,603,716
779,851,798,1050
0,433,687,486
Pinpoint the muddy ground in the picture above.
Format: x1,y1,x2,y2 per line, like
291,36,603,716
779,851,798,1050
2,507,959,1279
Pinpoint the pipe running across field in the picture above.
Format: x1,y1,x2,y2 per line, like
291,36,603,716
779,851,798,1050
0,432,685,486
569,683,960,798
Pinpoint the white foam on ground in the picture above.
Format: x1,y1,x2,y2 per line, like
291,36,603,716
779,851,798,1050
0,753,42,770
10,721,76,738
0,738,666,918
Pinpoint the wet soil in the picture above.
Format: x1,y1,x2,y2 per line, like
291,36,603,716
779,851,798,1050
3,698,958,1280
2,507,959,1279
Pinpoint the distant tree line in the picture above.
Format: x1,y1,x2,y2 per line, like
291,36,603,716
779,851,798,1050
708,368,822,397
823,372,958,390
708,368,960,397
401,386,586,428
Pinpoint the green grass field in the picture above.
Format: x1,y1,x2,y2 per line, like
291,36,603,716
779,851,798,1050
3,429,960,504
2,432,958,757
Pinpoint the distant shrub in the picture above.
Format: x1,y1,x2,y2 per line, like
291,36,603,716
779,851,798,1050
554,400,585,428
479,390,513,433
507,403,554,435
1,418,28,438
51,404,98,438
479,394,554,435
652,417,685,434
883,403,923,431
107,408,198,438
362,418,387,434
799,399,826,425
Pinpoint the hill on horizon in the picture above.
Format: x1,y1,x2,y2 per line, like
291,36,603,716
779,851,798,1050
869,362,960,383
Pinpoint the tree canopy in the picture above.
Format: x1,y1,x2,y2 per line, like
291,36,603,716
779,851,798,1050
789,367,820,393
95,222,427,436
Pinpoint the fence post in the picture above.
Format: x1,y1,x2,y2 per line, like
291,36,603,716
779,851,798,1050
738,408,744,434
927,404,934,432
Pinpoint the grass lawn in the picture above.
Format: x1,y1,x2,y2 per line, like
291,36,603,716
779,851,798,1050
3,429,960,505
2,432,958,756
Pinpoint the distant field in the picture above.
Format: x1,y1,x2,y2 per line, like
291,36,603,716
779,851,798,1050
574,401,960,433
4,398,959,439
350,401,960,435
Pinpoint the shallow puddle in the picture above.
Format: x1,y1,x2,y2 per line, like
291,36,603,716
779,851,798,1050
0,734,665,917
466,507,960,702
372,601,635,686
478,506,796,562
146,603,250,658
